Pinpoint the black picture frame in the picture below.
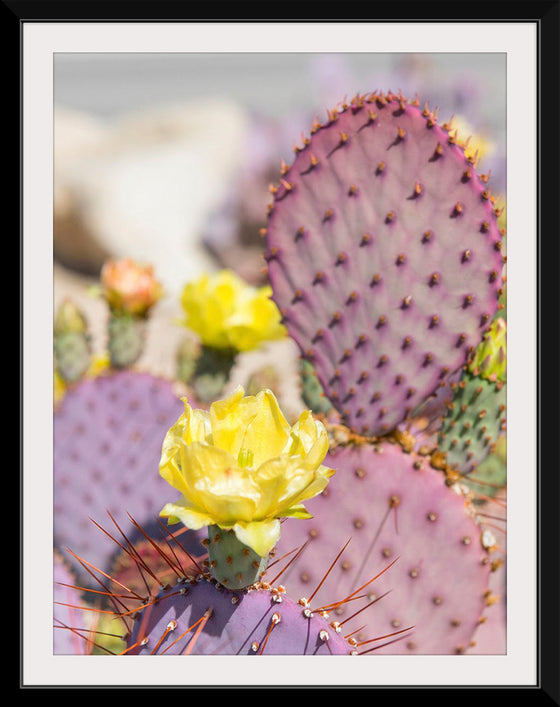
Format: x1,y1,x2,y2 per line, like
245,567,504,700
13,1,559,700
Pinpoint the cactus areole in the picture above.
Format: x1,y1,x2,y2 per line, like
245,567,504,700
265,92,505,437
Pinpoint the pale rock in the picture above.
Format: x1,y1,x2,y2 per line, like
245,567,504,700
54,99,251,294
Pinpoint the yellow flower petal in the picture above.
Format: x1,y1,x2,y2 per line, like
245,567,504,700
226,285,286,352
253,456,334,517
285,409,329,468
232,519,281,557
176,441,261,524
159,399,211,469
159,501,215,530
180,270,286,352
210,387,291,467
281,504,314,519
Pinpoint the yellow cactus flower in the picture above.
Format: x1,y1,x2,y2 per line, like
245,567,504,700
159,386,334,557
180,270,286,352
101,258,163,317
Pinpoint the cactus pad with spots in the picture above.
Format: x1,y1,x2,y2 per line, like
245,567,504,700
53,371,194,583
274,440,492,654
265,92,504,436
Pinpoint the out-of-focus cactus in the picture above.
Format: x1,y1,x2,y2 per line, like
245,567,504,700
99,257,163,369
176,270,287,402
54,299,92,384
53,370,195,585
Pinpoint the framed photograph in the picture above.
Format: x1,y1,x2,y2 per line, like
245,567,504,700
16,3,558,697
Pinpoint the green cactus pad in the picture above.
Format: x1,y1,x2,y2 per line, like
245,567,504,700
437,371,506,476
54,330,92,383
188,345,238,403
107,312,145,369
176,335,202,386
300,359,334,415
466,434,507,500
207,525,269,590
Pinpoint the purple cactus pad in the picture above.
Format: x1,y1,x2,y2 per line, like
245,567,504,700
126,578,367,655
275,440,492,654
265,92,505,436
53,371,197,583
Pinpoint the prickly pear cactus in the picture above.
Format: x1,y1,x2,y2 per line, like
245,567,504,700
467,486,506,654
466,434,507,500
275,439,495,654
186,345,238,403
177,270,286,402
60,514,411,656
437,318,506,477
57,387,417,656
265,92,505,436
107,312,147,370
175,335,202,389
125,576,362,655
53,370,195,583
98,257,164,370
54,300,92,384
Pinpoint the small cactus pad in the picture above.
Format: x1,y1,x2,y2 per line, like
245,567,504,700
466,434,507,500
300,358,334,415
187,345,238,403
176,335,202,387
437,371,506,476
265,92,504,436
54,300,92,383
107,313,146,369
54,331,92,384
275,440,492,654
126,578,363,655
207,526,269,590
53,371,190,582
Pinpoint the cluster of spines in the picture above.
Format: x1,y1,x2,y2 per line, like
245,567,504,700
54,514,414,656
262,91,504,227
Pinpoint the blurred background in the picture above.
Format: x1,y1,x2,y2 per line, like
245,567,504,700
54,52,506,384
